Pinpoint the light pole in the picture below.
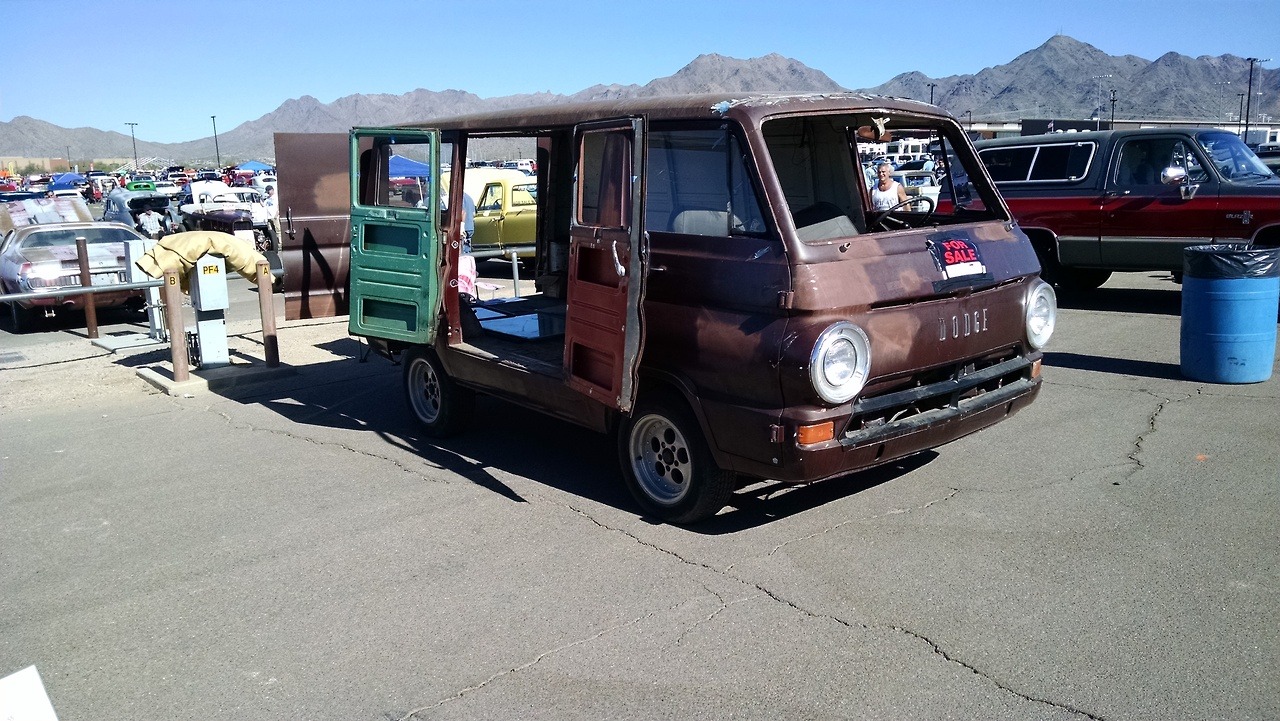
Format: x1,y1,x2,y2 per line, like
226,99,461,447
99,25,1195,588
125,122,139,172
1109,89,1117,127
1091,74,1112,130
927,82,938,105
211,115,221,168
1238,93,1247,136
1244,57,1270,146
964,110,973,132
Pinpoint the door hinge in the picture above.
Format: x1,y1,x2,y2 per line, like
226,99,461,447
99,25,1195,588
777,290,794,309
769,424,785,444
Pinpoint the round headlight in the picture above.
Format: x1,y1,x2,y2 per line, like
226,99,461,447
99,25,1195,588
1025,279,1057,349
810,322,872,404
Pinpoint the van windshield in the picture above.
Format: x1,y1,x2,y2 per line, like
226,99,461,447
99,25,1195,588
762,113,1000,242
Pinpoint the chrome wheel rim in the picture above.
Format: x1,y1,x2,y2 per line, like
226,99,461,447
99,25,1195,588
628,414,693,505
407,356,443,424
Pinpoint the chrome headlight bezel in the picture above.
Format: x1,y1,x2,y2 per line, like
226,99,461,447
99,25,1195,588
1025,279,1057,350
809,321,872,404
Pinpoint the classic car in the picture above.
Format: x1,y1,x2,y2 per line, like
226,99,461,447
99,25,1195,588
177,181,273,251
103,188,178,235
1,197,147,332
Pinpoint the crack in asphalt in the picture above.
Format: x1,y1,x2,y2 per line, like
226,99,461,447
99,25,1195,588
890,624,1105,720
395,595,698,721
749,488,962,565
669,584,754,648
209,409,453,485
554,504,1105,720
1125,390,1193,476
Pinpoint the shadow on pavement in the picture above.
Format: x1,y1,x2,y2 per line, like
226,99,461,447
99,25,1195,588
205,336,936,533
1044,351,1184,380
1056,275,1182,316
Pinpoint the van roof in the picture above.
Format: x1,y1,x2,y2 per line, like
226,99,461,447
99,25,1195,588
391,92,938,133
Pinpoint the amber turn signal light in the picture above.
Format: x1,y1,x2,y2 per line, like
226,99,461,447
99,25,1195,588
796,421,835,445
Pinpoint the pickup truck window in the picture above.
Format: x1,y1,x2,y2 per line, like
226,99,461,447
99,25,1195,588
1198,130,1275,182
980,142,1095,183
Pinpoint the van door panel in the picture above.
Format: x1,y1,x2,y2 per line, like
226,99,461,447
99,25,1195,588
347,129,441,345
564,119,646,413
274,132,352,320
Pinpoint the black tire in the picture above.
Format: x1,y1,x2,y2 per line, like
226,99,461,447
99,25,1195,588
1058,268,1112,291
402,347,474,437
1033,242,1110,291
9,302,36,333
618,393,737,524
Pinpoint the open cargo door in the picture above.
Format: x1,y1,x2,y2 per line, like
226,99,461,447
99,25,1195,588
563,118,647,413
346,128,442,345
274,132,351,320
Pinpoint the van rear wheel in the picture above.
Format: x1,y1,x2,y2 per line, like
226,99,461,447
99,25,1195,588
619,394,736,524
402,347,473,437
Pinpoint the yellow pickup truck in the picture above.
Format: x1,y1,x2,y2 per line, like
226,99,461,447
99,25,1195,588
449,168,537,258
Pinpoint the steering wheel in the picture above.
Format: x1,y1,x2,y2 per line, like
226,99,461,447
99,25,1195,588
869,195,936,229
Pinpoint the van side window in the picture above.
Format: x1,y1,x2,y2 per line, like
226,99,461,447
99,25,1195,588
578,129,631,228
357,139,440,209
645,127,766,237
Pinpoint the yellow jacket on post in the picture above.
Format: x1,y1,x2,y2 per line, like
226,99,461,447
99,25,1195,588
135,231,268,290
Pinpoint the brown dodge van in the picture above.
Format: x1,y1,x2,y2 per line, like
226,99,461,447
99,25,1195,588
276,93,1056,523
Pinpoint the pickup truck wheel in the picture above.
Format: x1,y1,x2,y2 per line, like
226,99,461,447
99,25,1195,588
619,394,737,524
1059,268,1112,291
403,347,473,437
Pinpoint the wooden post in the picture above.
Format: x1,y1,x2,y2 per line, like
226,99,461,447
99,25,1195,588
256,261,279,367
74,236,99,339
161,268,189,382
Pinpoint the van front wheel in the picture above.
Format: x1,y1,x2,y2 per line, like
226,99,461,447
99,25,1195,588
403,347,473,437
619,395,736,524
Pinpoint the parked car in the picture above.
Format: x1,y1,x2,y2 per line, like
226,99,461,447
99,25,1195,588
973,128,1280,289
176,181,273,250
500,159,536,175
102,188,178,235
154,179,182,199
0,197,146,332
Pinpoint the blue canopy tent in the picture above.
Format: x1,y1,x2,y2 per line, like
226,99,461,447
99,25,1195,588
236,160,273,172
50,172,88,190
389,155,431,178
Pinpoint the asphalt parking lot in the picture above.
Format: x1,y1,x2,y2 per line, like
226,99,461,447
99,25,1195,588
1,270,1277,720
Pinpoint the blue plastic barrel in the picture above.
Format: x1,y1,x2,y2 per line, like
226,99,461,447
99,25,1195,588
1180,244,1280,383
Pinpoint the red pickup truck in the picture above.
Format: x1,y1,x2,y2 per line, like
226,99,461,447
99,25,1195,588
974,128,1280,289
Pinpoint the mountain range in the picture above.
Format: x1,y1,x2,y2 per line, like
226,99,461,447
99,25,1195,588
1,35,1275,165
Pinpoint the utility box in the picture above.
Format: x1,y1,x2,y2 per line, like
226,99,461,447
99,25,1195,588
187,254,230,368
190,255,230,311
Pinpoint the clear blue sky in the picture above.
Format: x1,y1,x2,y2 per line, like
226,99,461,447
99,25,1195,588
3,0,1276,144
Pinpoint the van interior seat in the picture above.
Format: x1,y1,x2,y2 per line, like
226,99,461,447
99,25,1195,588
670,209,742,236
792,201,861,242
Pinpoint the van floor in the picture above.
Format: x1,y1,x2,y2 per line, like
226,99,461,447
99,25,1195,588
455,294,566,376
